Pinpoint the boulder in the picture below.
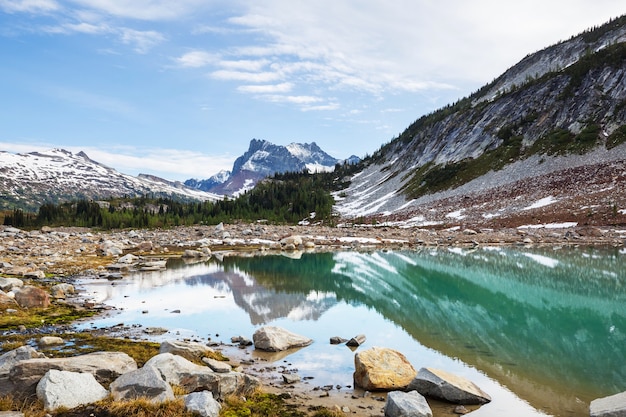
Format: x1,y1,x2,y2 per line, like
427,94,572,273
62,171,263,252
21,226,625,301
159,339,215,362
117,254,138,264
407,368,491,405
280,235,303,247
0,346,45,396
13,286,50,309
36,370,108,411
202,357,232,373
182,249,204,258
590,390,626,417
38,337,64,347
0,412,23,417
253,326,313,352
0,277,23,292
184,391,221,417
145,353,259,400
385,390,432,417
7,351,137,398
346,334,366,347
354,347,416,391
99,240,124,256
50,283,75,299
110,365,174,403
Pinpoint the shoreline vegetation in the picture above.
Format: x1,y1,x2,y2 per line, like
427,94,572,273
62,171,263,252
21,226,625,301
1,223,624,416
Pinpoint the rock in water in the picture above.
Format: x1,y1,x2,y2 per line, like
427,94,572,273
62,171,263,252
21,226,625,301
408,367,491,405
384,390,432,417
253,326,313,352
36,370,108,411
590,390,626,417
354,347,416,391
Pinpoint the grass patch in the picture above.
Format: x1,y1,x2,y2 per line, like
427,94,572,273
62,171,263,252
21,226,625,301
0,303,95,331
221,392,341,417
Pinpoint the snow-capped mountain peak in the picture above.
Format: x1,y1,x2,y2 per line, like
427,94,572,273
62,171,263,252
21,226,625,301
0,149,221,211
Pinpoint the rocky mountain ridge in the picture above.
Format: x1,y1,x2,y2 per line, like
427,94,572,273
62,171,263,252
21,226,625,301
335,15,626,228
0,149,221,211
185,139,347,196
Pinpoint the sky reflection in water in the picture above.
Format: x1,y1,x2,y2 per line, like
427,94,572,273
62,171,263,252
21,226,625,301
77,246,626,417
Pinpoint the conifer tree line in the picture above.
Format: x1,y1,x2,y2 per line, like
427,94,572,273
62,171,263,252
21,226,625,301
2,165,358,229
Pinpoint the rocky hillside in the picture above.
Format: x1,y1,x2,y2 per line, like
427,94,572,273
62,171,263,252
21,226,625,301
335,15,626,229
0,149,221,211
185,139,346,196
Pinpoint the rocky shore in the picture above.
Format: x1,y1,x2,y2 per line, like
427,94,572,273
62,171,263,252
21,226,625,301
1,222,626,416
1,222,625,279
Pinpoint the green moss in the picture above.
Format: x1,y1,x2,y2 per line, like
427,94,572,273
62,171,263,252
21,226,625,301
222,392,306,417
0,303,95,331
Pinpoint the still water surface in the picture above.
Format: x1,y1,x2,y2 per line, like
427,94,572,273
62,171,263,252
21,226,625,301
77,246,626,417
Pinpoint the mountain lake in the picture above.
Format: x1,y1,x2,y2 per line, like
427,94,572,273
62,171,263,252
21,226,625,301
76,246,626,417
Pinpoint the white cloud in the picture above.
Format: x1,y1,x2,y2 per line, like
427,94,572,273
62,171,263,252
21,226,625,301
175,50,218,68
66,0,214,21
210,70,281,83
237,82,293,94
119,28,165,53
0,0,59,13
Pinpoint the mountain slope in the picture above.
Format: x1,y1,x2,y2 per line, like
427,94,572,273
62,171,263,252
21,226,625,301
335,15,626,228
186,139,343,196
0,149,221,211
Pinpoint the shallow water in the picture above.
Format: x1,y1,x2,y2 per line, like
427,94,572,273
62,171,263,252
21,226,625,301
77,246,626,416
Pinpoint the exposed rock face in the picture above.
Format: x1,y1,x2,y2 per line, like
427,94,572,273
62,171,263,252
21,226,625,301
144,353,259,400
184,391,222,417
335,17,626,222
7,351,137,398
110,365,174,403
253,326,313,352
50,283,75,299
159,339,215,362
36,370,108,411
353,347,417,391
13,286,50,309
384,390,432,417
590,390,626,417
407,367,491,405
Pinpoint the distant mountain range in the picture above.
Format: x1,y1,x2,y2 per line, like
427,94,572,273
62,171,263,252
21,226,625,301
184,139,358,196
0,140,354,211
0,149,221,211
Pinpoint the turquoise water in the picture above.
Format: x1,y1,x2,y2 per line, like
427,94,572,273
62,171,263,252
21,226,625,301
77,246,626,416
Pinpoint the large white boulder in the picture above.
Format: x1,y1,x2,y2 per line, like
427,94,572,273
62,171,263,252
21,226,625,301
590,391,626,417
384,391,432,417
407,367,491,405
184,391,221,417
110,365,174,403
253,326,312,352
36,370,108,411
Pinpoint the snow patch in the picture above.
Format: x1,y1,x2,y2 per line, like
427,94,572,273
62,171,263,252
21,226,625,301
522,196,557,211
518,222,578,229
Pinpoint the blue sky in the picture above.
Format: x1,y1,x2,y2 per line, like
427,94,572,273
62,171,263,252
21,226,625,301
1,0,624,181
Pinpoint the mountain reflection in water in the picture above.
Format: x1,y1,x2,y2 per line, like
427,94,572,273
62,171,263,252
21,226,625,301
79,247,626,417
